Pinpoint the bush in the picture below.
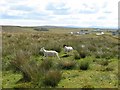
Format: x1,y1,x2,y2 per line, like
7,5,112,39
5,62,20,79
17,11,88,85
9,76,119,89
99,59,109,66
43,70,62,87
10,50,39,82
88,45,97,52
51,45,61,53
73,51,80,59
94,52,101,58
105,66,113,71
77,50,87,58
39,58,53,72
11,51,62,87
58,60,76,70
34,27,49,31
30,43,41,56
62,54,69,57
45,41,62,53
80,60,90,70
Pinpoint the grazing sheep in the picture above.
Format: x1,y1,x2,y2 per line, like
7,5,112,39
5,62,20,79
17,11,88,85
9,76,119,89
96,32,104,36
81,45,85,48
70,32,73,34
40,47,60,59
63,45,73,52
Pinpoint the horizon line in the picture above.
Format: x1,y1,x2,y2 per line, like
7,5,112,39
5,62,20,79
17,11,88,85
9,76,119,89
1,24,118,29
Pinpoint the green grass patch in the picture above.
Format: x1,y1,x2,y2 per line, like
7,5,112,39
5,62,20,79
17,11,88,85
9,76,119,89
2,71,22,88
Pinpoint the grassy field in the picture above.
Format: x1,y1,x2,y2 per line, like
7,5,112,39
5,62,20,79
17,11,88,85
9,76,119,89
1,26,119,88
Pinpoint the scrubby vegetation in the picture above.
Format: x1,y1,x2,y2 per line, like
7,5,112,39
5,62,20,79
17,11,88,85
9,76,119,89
34,27,49,31
58,60,76,70
79,60,90,70
2,27,119,88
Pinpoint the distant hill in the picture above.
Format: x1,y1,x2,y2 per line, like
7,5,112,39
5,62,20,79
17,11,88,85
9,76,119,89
1,25,117,33
2,25,35,33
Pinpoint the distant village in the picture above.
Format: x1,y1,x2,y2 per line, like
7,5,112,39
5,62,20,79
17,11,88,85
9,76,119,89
34,27,119,36
69,29,119,36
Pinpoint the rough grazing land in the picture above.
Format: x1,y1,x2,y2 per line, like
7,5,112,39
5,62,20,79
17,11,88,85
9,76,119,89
2,26,119,88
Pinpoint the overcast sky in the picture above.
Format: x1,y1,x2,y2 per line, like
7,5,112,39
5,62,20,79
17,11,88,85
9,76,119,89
0,0,119,28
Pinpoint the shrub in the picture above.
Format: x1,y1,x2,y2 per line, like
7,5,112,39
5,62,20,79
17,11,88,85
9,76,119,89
95,52,101,58
80,51,87,58
105,66,113,71
100,52,111,59
77,50,87,58
10,50,39,82
88,45,97,52
73,51,80,59
79,60,90,70
39,58,53,72
62,54,69,58
6,33,12,37
29,43,41,56
34,27,49,31
11,51,62,87
58,60,76,70
51,45,61,53
43,70,62,87
99,59,109,66
45,41,62,53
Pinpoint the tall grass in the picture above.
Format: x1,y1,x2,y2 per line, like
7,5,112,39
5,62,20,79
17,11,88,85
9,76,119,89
73,50,80,59
79,60,90,70
2,32,119,88
43,70,62,87
3,32,118,59
58,60,76,70
10,50,39,82
10,50,62,87
39,58,53,72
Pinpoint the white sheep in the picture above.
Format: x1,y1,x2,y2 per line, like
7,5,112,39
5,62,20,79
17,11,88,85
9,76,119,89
63,45,73,52
40,47,60,59
70,32,73,34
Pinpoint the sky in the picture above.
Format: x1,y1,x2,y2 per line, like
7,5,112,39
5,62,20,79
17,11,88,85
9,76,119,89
0,0,119,28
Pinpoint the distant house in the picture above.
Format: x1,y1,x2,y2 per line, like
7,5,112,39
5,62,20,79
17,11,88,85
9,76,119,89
92,28,103,32
79,30,90,34
112,30,120,35
96,32,104,35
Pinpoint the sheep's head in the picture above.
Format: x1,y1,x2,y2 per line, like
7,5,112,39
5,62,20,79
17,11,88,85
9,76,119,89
63,44,67,48
40,47,44,52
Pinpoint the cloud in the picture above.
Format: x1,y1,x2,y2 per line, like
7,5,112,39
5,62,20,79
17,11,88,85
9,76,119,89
24,12,54,20
103,11,112,14
9,5,34,11
97,16,107,20
46,2,70,15
79,3,99,14
0,14,21,19
79,8,98,14
0,0,119,28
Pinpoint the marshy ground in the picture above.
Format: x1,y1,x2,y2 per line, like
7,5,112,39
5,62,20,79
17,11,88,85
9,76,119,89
1,26,119,88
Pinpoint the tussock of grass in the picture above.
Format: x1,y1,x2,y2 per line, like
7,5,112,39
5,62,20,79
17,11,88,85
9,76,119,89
43,70,62,87
73,51,80,59
58,60,76,70
10,51,62,87
97,59,109,66
79,60,90,70
10,50,39,82
39,58,53,72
